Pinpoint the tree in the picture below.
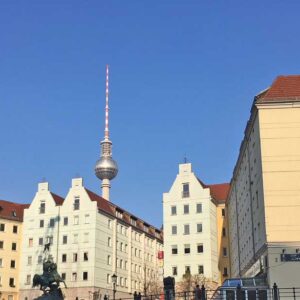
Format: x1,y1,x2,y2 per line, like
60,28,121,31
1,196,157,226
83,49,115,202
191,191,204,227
176,271,218,293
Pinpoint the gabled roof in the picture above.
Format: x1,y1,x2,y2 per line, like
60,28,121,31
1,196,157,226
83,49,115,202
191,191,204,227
50,192,64,206
85,188,163,241
208,183,230,202
257,75,300,103
197,178,230,202
0,200,30,222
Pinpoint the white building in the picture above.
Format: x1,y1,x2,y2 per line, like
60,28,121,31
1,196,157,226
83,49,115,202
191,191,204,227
163,163,229,286
20,179,163,300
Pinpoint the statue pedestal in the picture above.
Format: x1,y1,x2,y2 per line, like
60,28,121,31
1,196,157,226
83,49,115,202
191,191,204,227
34,288,64,300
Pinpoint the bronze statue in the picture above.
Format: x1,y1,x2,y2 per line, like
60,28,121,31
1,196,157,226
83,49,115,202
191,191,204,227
32,245,66,299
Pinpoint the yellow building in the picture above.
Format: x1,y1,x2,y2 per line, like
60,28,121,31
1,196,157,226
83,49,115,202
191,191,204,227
0,200,28,300
227,75,300,287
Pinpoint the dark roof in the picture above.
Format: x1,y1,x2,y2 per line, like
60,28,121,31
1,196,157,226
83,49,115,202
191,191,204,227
50,193,64,205
0,200,30,222
85,189,163,241
197,178,230,202
257,75,300,103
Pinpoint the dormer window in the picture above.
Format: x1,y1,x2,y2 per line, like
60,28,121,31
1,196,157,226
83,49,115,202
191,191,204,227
144,225,149,233
130,217,137,226
73,197,80,210
116,209,123,219
182,183,190,198
11,211,17,217
39,202,45,214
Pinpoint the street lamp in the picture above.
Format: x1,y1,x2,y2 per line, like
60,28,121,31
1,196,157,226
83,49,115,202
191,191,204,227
112,274,117,300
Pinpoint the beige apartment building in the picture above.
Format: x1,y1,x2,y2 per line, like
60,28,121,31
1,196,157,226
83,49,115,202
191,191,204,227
0,200,28,300
227,75,300,287
163,163,230,286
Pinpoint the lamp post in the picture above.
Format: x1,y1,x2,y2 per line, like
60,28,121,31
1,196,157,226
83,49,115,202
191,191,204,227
112,274,117,300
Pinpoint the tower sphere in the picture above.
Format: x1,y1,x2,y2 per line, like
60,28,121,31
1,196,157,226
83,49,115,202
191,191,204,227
95,156,118,180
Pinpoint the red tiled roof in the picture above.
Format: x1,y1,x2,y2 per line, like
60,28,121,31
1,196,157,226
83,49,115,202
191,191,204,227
208,183,230,202
85,189,115,216
197,178,230,202
258,75,300,103
50,193,64,206
0,200,30,222
84,188,163,241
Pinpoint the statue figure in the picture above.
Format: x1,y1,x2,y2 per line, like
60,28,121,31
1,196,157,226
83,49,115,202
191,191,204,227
32,246,66,300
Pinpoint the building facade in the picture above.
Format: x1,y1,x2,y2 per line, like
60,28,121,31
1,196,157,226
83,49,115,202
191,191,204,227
20,179,163,300
0,200,28,300
163,163,229,286
227,75,300,287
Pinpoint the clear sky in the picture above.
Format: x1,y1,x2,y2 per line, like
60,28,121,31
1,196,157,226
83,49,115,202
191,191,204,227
1,0,300,228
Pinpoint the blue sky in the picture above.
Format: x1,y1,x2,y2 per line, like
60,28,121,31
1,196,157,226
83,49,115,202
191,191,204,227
1,1,300,228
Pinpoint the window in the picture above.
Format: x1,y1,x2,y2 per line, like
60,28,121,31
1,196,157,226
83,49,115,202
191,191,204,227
74,197,80,210
0,258,2,267
197,244,204,253
197,223,203,233
38,255,43,264
196,203,202,213
223,247,227,257
222,227,226,237
172,266,177,276
26,275,31,285
40,220,44,228
130,218,137,226
83,272,88,280
107,274,111,284
0,224,5,231
49,218,55,227
85,214,90,224
108,219,112,228
74,216,79,225
73,234,78,244
256,191,259,209
12,243,16,251
84,252,88,261
198,265,204,274
184,244,190,254
183,204,189,214
185,266,191,274
27,256,32,265
9,277,15,287
222,208,225,217
63,217,68,226
108,237,112,247
73,253,78,262
62,235,68,244
13,225,18,233
84,233,89,243
39,238,43,246
171,245,178,255
182,183,190,198
223,267,228,276
62,254,67,262
46,236,53,244
171,225,177,235
40,202,45,214
72,272,77,281
184,224,190,235
0,241,3,249
10,260,15,268
107,255,111,265
61,273,66,280
171,206,177,215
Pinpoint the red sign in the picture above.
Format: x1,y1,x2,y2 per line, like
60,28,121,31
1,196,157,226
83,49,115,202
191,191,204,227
158,251,164,259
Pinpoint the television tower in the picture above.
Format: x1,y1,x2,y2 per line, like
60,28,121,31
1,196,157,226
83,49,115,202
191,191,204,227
95,65,118,200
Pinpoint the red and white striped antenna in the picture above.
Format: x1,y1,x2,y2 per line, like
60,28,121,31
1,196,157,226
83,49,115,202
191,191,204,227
104,64,109,140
